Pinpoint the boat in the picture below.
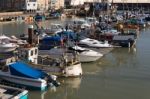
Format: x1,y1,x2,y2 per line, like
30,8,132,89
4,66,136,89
78,37,113,48
0,35,18,53
68,46,103,62
45,12,61,20
71,19,91,29
39,46,102,63
85,17,99,25
0,57,59,91
18,45,82,77
31,56,83,77
112,35,136,47
0,84,28,99
39,32,103,62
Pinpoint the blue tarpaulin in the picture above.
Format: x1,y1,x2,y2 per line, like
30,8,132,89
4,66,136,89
42,35,61,42
9,61,47,79
57,31,77,40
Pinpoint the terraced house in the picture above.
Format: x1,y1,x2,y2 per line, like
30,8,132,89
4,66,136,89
0,0,37,12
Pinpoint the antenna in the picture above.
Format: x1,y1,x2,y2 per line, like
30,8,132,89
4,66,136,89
0,23,3,36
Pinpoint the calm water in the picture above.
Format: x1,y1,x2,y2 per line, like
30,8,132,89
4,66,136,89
1,21,150,99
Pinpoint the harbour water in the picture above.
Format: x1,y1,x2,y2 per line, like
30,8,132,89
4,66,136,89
0,21,150,99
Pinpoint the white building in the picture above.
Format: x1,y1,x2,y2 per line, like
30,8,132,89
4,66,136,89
25,0,38,11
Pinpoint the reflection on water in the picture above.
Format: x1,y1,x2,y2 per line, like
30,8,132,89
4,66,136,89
29,77,82,99
60,77,82,89
0,22,27,36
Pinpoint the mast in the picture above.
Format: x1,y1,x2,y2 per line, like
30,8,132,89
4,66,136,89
93,0,95,17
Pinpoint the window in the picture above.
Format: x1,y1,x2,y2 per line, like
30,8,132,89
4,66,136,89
35,49,38,55
93,42,97,44
30,50,34,56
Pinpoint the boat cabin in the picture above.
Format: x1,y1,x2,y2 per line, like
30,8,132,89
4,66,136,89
113,35,135,47
18,46,38,64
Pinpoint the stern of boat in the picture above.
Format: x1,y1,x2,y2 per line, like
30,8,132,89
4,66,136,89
63,62,82,77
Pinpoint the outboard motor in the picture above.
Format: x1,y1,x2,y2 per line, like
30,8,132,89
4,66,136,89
47,75,60,87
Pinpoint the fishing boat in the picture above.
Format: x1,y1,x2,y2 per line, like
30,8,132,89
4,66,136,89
0,57,59,91
18,45,82,77
0,84,28,99
32,56,83,77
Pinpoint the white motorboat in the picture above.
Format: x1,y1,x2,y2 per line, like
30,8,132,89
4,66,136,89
0,35,18,53
68,46,103,62
85,17,99,25
79,38,113,48
39,45,103,62
0,43,18,53
101,29,121,35
44,24,63,34
71,19,91,29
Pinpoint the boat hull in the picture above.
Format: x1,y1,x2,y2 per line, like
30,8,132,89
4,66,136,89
0,72,47,91
0,47,16,53
0,46,17,53
15,90,28,99
32,62,83,77
79,54,102,62
0,85,28,99
63,62,82,77
39,50,101,62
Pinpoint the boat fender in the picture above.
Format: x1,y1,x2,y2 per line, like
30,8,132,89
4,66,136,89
51,75,57,81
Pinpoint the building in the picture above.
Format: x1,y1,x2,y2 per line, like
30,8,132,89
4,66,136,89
37,0,49,11
0,0,37,12
25,0,37,11
0,0,24,11
50,0,64,10
68,0,150,11
69,0,150,4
